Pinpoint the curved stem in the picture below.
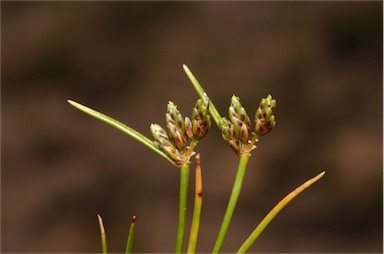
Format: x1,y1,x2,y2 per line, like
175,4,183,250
187,154,203,254
175,162,191,253
237,171,326,254
212,154,250,254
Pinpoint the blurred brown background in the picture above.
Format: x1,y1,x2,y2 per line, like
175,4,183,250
1,1,382,253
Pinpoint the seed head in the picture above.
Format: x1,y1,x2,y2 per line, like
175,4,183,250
229,95,251,142
166,101,187,150
158,142,183,164
191,94,211,140
219,117,235,142
254,94,276,136
150,123,173,147
184,117,193,139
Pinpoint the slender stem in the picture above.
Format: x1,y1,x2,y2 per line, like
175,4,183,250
187,154,203,254
125,216,136,254
237,171,326,254
97,214,108,254
212,154,250,254
183,64,222,127
67,100,176,166
175,162,191,253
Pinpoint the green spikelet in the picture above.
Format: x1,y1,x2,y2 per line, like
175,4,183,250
191,94,211,140
254,95,276,136
166,101,188,150
150,123,173,147
220,118,234,142
185,117,193,139
219,117,242,154
229,95,251,142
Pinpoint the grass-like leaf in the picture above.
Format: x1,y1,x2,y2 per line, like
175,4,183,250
97,214,108,254
67,100,175,166
237,171,326,253
183,65,222,127
125,216,136,254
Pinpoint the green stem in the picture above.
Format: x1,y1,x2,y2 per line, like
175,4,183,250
175,162,191,253
97,214,108,254
125,216,136,254
183,65,222,126
212,154,250,254
67,100,175,166
237,171,326,254
187,154,203,254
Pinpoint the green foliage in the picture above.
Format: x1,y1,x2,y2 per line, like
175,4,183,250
69,65,324,253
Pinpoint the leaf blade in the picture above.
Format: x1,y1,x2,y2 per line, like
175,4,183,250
68,100,175,166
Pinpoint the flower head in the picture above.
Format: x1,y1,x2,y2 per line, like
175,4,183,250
229,95,251,142
254,94,276,136
166,102,188,150
191,93,211,140
151,97,211,167
219,94,276,155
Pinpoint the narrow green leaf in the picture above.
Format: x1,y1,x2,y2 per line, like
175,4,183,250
183,65,222,127
125,216,136,254
237,171,326,253
97,214,108,254
67,100,175,166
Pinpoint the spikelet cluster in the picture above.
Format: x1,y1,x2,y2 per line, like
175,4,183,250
220,94,276,155
151,94,211,167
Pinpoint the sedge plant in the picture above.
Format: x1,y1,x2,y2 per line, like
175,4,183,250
68,64,325,253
